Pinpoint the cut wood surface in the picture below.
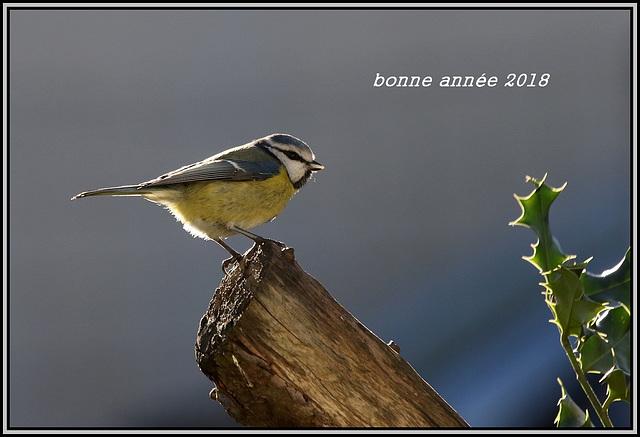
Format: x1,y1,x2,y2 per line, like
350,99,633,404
195,240,469,428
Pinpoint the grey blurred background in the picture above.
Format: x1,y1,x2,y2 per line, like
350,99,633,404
8,8,632,428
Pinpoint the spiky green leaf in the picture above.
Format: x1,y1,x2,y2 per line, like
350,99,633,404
545,267,606,338
581,248,631,309
595,306,631,375
510,175,574,273
578,334,614,374
512,175,631,427
555,378,593,427
602,368,630,405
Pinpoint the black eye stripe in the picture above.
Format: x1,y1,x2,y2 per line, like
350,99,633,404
256,139,310,164
271,145,306,162
284,150,304,161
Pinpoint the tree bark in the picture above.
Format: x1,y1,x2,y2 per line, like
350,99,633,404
195,240,469,428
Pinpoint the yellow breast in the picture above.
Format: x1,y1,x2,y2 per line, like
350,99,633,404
150,168,297,240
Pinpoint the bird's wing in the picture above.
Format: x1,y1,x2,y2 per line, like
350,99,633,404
139,158,282,188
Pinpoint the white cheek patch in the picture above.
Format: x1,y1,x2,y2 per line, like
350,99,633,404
270,149,308,184
284,161,309,184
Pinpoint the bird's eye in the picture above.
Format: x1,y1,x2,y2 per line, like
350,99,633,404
284,150,301,161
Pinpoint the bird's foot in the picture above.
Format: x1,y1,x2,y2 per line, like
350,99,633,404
221,254,243,276
215,238,244,276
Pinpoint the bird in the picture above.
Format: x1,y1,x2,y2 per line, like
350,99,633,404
71,133,323,272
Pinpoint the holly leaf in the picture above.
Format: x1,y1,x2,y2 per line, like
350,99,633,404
578,334,614,375
555,378,593,427
602,368,630,406
512,175,631,427
595,306,631,375
510,175,574,274
581,248,631,309
545,267,606,338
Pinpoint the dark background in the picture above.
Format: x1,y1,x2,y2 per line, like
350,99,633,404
8,7,632,428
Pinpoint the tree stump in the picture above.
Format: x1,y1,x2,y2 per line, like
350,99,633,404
195,240,469,428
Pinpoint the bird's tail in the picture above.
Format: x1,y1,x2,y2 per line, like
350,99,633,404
71,184,149,200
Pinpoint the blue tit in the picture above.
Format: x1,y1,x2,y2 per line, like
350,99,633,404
72,133,323,270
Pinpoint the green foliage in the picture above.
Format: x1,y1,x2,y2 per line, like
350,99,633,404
510,175,631,428
555,378,593,427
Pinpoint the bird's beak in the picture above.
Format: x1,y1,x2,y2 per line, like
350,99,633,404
310,161,324,171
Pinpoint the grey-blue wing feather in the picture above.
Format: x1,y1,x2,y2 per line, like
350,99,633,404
139,159,281,188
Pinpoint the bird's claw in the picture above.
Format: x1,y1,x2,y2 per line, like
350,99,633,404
221,254,243,276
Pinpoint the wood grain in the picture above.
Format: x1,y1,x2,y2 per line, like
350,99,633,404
195,240,469,428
